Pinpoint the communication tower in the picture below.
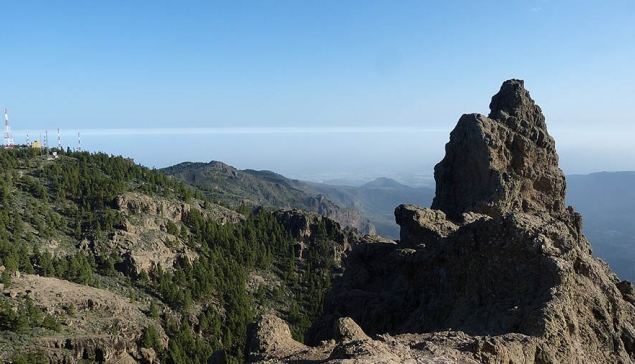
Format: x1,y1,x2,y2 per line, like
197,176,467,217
78,132,82,151
26,134,30,147
44,130,50,158
57,128,62,150
4,108,14,148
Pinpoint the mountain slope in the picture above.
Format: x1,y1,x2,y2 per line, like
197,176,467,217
308,178,434,238
162,161,375,235
0,148,355,363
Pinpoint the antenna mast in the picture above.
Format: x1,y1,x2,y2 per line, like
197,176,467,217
57,128,62,150
4,108,14,148
44,130,49,158
77,132,82,151
26,134,30,147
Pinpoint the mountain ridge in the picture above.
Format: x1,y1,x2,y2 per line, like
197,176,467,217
161,160,376,235
307,178,433,238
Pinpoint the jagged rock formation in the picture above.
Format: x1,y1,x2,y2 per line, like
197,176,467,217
273,209,347,243
272,209,366,264
432,79,566,221
245,80,635,363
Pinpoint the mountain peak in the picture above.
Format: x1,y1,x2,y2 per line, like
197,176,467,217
488,79,546,129
361,177,407,190
431,79,566,220
266,80,635,364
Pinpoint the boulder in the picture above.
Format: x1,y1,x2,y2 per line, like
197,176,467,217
245,315,308,363
394,204,460,248
333,317,370,343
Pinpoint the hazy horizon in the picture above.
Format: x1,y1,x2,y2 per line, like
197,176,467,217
10,124,635,187
2,1,633,179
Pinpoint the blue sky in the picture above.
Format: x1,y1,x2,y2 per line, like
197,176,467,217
1,1,634,181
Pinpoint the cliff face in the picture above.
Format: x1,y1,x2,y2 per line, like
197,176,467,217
432,79,566,221
246,80,635,363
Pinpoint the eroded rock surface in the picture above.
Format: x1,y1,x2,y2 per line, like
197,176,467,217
3,275,166,363
98,192,243,278
245,80,635,364
245,315,309,363
432,79,566,221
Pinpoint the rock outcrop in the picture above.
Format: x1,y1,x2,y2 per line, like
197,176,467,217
272,209,373,269
306,194,377,236
96,192,242,278
3,275,166,363
245,315,309,363
431,79,566,221
245,80,635,363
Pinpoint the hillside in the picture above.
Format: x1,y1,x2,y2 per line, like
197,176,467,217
163,160,432,239
161,161,375,235
0,148,359,363
308,177,434,238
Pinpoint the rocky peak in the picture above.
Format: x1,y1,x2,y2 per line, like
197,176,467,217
488,79,546,129
431,79,566,220
245,80,635,364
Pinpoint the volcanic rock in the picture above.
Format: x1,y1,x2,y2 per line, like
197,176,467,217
431,79,566,221
245,80,635,363
394,204,461,248
273,209,367,266
245,315,308,363
5,275,166,363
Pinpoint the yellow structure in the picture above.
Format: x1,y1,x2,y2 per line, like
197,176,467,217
30,140,42,148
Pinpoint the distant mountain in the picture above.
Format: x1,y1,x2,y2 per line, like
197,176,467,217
321,178,368,187
161,161,375,234
361,176,409,189
163,161,635,284
567,171,635,282
308,178,434,238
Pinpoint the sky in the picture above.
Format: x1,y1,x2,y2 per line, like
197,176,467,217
1,1,634,183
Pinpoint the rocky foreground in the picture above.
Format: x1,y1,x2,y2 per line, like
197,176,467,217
4,274,165,363
244,80,635,363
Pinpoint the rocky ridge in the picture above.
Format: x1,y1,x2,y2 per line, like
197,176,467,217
161,161,376,235
272,209,367,264
245,80,635,363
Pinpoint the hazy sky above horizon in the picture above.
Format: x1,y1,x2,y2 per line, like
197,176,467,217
2,1,634,181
